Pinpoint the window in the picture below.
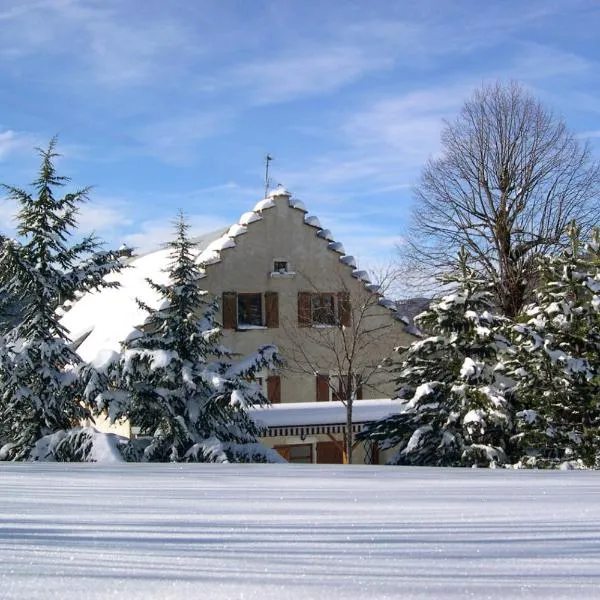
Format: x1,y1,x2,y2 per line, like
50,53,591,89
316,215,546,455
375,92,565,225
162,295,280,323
222,292,279,329
311,293,335,325
298,291,350,327
317,372,363,403
238,293,262,326
275,443,313,463
273,260,288,273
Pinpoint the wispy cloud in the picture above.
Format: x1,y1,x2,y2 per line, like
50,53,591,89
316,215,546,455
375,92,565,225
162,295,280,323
222,46,392,105
0,0,198,88
123,214,230,255
0,129,39,161
135,110,234,163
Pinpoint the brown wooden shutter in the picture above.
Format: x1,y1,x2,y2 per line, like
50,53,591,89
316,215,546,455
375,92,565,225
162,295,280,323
316,441,344,464
267,375,281,404
316,373,330,402
337,291,351,327
333,376,343,402
265,292,279,328
274,445,291,461
222,292,237,329
356,380,363,400
298,292,311,327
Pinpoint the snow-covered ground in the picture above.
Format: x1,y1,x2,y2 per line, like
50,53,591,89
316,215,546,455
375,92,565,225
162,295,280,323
1,464,599,600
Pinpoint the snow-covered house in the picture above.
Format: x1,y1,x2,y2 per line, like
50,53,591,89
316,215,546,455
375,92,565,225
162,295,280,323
61,187,414,463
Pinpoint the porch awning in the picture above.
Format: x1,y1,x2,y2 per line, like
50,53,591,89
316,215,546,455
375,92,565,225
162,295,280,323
250,399,402,438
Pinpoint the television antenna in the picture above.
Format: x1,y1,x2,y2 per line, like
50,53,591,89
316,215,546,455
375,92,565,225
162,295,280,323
264,153,273,198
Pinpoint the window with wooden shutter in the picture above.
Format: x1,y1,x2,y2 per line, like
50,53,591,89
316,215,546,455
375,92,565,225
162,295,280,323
311,293,335,325
222,292,237,329
267,375,281,404
337,291,351,327
298,292,311,327
238,293,262,326
316,441,344,464
265,292,279,328
316,373,330,402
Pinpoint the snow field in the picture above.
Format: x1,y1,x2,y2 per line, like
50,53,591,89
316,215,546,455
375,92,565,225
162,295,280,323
1,464,600,599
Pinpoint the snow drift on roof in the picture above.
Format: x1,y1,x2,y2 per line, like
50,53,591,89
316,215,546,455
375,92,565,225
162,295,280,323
239,211,262,225
253,198,276,212
288,198,306,211
250,399,402,428
205,236,235,253
304,215,322,229
328,241,345,254
61,229,225,362
227,223,247,238
339,255,356,268
267,186,291,198
316,229,335,241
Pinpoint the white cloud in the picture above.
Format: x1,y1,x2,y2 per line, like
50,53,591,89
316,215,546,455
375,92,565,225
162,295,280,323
0,129,39,161
76,202,133,236
123,214,231,255
223,46,392,105
135,110,233,163
0,0,198,87
0,196,18,234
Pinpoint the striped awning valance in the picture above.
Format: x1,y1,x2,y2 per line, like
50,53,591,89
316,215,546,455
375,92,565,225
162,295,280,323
261,422,365,438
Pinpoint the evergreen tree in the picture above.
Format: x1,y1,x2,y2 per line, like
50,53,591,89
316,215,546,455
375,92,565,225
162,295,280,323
84,213,282,463
507,223,600,468
360,249,511,466
0,139,122,460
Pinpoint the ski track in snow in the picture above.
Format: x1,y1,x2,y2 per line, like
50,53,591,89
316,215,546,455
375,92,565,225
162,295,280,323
1,464,599,599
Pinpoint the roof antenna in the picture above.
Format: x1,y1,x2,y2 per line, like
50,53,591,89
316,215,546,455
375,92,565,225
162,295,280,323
264,153,273,198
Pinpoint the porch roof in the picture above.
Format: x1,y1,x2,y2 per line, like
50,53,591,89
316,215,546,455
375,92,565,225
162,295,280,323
250,399,402,438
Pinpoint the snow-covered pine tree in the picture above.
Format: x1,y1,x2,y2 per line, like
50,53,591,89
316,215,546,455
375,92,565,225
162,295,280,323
84,213,283,463
360,248,511,467
506,223,600,468
0,138,123,460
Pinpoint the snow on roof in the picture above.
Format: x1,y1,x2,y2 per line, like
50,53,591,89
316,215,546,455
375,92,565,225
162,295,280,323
304,215,322,229
61,228,227,362
352,270,370,283
227,223,248,238
205,236,235,253
339,255,356,268
288,198,306,211
239,211,262,225
316,229,334,241
267,185,291,198
250,399,402,428
378,297,396,310
328,241,345,254
253,198,276,212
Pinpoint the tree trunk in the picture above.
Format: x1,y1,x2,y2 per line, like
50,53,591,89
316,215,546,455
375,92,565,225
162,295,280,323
346,393,353,465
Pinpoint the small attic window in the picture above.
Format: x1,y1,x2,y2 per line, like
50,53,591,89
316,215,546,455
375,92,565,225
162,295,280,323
270,259,295,278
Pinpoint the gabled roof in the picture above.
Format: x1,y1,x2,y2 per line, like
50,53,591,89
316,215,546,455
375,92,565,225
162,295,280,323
60,186,402,362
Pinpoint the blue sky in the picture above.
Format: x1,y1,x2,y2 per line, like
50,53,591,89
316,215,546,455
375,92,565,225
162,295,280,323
0,0,598,269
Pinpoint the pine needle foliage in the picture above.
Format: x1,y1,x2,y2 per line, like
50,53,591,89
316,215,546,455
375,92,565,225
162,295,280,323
84,213,282,463
0,138,122,460
361,249,511,466
507,223,600,468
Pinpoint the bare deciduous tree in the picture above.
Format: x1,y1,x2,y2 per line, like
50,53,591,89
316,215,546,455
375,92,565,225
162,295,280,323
403,81,600,317
281,267,400,464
